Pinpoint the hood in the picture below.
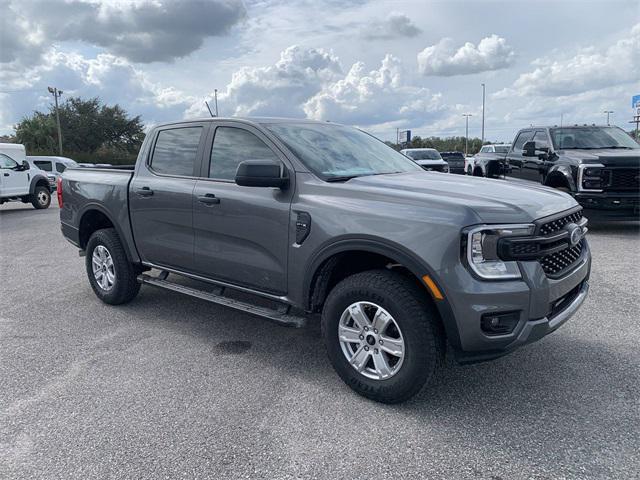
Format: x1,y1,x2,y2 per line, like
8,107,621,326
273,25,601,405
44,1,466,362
558,148,640,167
346,171,577,224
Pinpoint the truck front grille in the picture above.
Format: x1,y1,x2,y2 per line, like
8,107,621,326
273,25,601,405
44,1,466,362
603,168,640,191
538,210,583,236
539,240,584,277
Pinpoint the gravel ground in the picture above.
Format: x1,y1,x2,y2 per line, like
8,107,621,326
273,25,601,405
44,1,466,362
1,200,639,480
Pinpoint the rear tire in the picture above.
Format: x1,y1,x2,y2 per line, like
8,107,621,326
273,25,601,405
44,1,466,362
321,269,444,404
86,228,140,305
467,166,473,175
31,186,51,209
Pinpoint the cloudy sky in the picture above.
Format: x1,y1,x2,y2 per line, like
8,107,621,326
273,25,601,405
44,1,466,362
1,0,639,142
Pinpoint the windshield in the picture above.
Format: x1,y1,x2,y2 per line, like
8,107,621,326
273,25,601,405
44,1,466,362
405,150,442,160
265,122,423,179
550,127,639,150
494,146,510,153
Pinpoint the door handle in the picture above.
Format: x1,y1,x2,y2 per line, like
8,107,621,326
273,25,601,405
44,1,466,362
197,193,220,205
135,187,154,197
3,173,9,177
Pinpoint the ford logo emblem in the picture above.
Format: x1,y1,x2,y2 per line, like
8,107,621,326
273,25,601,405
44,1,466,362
565,223,584,246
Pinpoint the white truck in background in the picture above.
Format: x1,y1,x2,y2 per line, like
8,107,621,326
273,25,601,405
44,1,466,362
0,143,52,209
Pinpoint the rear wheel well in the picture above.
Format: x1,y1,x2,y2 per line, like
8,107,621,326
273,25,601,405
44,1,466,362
79,210,115,249
473,166,483,176
308,250,434,313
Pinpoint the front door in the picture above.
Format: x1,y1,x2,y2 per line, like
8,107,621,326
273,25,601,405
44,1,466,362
506,130,534,181
192,123,292,295
0,154,29,196
130,124,207,271
520,130,550,183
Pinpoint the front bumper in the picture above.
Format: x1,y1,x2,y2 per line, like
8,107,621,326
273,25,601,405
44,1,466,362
575,192,639,219
443,240,591,364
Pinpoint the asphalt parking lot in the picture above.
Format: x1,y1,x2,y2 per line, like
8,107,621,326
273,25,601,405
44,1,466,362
1,200,639,480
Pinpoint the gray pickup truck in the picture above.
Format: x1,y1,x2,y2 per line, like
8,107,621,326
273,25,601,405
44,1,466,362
59,118,591,403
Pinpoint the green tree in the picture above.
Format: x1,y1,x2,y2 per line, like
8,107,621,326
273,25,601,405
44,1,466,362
14,97,145,163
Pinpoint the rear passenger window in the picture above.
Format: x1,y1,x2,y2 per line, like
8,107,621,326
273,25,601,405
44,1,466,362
151,127,202,176
34,161,52,171
209,127,279,180
56,163,66,173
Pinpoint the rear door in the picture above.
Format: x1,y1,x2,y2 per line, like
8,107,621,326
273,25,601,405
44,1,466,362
192,122,293,295
130,123,208,271
506,130,534,180
0,154,29,196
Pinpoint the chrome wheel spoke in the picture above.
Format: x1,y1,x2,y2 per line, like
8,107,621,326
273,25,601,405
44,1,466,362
338,324,361,343
349,346,370,372
92,245,115,291
372,351,392,379
372,308,391,333
379,335,404,357
349,303,371,330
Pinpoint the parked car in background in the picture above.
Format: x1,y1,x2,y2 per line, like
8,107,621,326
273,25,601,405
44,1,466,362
0,144,51,209
78,163,114,168
59,117,591,403
400,148,449,172
469,144,511,175
28,156,79,190
439,151,465,174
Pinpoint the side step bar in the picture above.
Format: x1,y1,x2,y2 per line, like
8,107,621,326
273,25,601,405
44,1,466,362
137,273,307,328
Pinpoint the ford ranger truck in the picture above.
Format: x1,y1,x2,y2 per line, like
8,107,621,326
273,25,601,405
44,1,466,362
476,125,640,219
58,118,591,403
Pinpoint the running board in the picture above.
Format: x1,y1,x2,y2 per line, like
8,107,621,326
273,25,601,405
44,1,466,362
137,273,307,328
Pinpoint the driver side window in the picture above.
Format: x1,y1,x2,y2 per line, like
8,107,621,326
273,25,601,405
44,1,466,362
513,131,534,152
0,154,18,169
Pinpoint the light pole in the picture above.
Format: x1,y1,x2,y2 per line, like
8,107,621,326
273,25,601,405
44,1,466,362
603,110,613,126
47,86,63,155
481,83,485,145
214,89,219,116
462,114,472,156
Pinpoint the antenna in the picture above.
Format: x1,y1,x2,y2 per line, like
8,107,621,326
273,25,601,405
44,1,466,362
214,89,219,116
204,101,215,117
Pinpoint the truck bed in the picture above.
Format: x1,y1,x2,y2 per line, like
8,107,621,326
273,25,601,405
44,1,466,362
59,167,139,262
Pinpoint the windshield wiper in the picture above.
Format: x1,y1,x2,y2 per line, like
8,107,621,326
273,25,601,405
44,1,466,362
599,146,633,149
325,174,364,182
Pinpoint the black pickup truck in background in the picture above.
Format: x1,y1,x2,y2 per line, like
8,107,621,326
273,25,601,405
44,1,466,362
472,125,640,219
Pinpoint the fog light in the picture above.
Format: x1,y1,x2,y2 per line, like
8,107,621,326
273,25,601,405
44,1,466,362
481,311,520,336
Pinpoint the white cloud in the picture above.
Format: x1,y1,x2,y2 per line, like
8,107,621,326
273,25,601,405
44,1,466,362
304,54,443,126
498,23,640,98
363,13,422,40
199,45,343,118
417,34,515,76
2,0,246,64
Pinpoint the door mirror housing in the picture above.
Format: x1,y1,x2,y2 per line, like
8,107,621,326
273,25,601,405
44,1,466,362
235,160,289,188
21,160,30,170
522,141,550,157
13,160,28,171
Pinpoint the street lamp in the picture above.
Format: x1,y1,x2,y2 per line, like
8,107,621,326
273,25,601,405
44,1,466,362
481,83,485,145
48,86,64,155
462,114,472,156
603,110,613,126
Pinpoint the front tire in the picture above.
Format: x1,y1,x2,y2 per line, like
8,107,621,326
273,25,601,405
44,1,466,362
321,270,444,404
31,186,51,209
86,228,140,305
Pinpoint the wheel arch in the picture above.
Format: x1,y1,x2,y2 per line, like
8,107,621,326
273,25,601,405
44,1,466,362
302,236,461,348
77,204,138,263
29,174,50,194
544,165,576,191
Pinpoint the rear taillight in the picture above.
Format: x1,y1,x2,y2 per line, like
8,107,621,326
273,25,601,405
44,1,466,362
56,176,63,208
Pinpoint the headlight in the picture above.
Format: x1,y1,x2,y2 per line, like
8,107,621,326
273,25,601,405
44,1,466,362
465,224,535,280
578,164,605,192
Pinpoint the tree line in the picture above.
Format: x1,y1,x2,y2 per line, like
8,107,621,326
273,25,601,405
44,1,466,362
10,97,145,164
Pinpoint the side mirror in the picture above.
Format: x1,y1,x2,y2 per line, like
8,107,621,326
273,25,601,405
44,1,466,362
523,141,550,157
235,160,288,188
22,160,30,170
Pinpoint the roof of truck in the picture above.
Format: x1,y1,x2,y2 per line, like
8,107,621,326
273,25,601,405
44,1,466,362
153,117,336,128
